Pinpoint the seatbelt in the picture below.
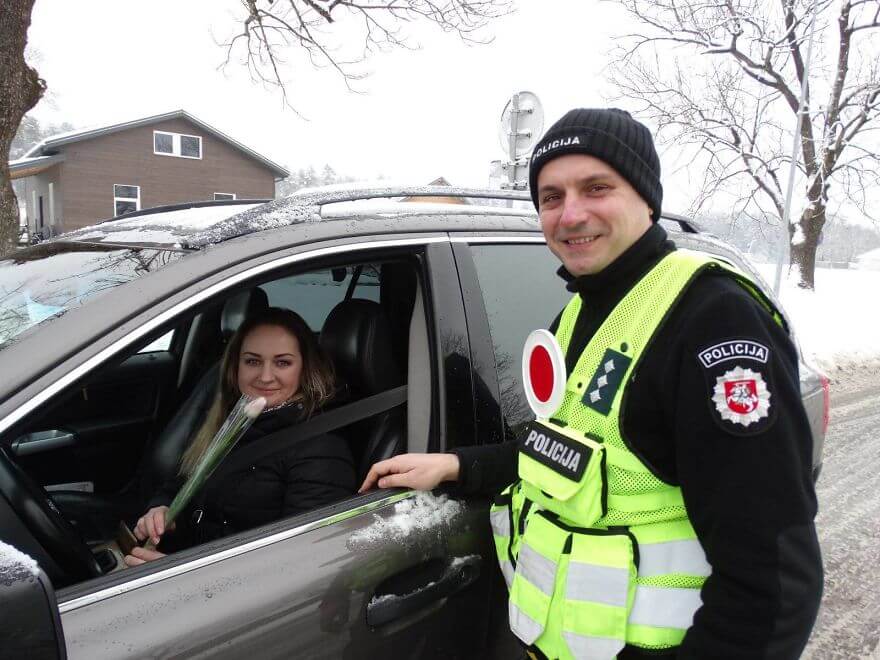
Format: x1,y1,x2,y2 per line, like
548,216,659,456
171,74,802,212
207,384,407,484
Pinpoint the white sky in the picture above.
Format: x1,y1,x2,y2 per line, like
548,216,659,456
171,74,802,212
25,0,704,214
23,0,880,227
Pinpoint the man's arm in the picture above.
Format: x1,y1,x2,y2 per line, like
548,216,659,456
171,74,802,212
672,282,823,659
358,442,518,495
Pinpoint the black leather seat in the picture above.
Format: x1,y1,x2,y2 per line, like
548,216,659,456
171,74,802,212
53,288,268,543
320,299,406,479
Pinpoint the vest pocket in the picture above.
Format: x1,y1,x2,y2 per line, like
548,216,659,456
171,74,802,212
518,420,607,527
561,529,635,660
508,511,569,645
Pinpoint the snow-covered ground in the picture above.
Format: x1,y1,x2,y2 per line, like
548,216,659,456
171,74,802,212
753,263,880,388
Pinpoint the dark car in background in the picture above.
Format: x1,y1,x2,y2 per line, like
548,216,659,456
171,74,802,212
0,187,828,659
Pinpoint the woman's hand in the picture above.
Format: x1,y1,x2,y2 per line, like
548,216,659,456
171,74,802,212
123,546,166,567
133,505,175,545
358,453,460,493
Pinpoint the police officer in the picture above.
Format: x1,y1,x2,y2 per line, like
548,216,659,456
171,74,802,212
360,108,822,659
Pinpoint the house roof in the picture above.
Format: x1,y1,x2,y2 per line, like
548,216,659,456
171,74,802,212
8,153,66,180
20,110,289,179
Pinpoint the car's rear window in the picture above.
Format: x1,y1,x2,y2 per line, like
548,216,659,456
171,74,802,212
0,242,183,350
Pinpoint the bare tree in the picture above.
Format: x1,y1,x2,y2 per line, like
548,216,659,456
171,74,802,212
0,0,511,257
0,0,45,256
223,1,511,103
606,0,880,289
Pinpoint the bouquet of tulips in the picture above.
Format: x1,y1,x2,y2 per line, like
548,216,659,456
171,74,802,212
144,395,266,550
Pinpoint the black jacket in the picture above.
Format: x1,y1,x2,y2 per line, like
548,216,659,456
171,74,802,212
150,402,356,547
453,224,822,659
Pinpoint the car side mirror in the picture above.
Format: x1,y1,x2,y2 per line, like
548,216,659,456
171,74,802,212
1,546,67,659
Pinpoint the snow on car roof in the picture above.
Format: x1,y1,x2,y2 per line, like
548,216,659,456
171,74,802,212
55,202,278,248
51,185,536,249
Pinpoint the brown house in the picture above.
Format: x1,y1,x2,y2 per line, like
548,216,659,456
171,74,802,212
9,110,289,236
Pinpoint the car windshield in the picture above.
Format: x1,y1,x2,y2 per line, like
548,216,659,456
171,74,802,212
0,242,183,350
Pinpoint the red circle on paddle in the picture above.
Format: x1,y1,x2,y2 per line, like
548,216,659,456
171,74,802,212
522,329,566,419
529,345,554,403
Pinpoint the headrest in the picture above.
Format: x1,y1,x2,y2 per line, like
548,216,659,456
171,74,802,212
221,288,269,339
320,299,400,395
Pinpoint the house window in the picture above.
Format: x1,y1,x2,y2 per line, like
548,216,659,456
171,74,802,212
214,193,236,201
153,131,202,159
114,184,140,216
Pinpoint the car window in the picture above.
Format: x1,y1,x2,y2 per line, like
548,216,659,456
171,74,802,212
138,330,174,353
259,265,380,331
469,243,571,435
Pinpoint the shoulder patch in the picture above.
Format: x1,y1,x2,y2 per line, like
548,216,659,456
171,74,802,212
711,366,771,428
697,339,769,369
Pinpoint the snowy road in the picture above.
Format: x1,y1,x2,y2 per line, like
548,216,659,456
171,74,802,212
803,384,880,659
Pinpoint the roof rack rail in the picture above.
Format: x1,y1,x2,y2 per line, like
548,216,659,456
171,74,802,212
287,185,532,207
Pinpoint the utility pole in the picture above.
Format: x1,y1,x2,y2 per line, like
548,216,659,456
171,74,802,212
774,0,820,297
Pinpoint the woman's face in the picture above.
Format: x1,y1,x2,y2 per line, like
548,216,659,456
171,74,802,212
237,324,303,408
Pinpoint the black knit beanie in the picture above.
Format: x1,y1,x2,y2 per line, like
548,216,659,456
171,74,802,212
528,108,663,221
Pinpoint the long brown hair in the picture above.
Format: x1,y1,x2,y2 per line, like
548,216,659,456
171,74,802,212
179,307,335,476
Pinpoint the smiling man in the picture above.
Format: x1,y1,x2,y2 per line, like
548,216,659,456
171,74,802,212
361,108,823,659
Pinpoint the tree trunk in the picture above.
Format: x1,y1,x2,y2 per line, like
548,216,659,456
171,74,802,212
790,204,826,290
0,0,45,256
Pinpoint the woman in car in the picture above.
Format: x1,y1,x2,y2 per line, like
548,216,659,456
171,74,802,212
124,307,356,565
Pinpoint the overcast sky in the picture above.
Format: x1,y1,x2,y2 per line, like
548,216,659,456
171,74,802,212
25,0,707,214
24,0,880,227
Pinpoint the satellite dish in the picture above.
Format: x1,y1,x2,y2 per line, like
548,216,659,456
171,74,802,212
522,329,566,419
498,91,544,160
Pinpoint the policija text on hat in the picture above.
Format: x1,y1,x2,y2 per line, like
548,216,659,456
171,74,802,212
359,108,822,660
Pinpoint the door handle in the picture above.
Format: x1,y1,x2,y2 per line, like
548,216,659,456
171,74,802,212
11,429,76,456
366,555,481,627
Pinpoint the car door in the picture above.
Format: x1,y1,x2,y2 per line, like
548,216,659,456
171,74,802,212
44,236,498,658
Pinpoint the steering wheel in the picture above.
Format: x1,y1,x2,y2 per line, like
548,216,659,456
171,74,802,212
0,445,103,582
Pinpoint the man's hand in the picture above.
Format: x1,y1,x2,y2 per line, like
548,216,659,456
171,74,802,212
123,546,167,567
358,453,460,493
133,505,175,546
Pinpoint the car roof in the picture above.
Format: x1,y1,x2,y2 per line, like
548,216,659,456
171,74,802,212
49,185,701,251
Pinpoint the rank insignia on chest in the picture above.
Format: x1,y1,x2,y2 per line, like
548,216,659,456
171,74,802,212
581,348,632,415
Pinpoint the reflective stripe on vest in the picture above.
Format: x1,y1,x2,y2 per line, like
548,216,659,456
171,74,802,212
562,632,625,660
638,539,711,578
489,505,514,588
630,586,703,629
566,562,629,607
518,542,557,596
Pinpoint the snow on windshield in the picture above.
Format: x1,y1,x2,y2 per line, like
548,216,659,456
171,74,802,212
0,541,39,581
0,244,181,349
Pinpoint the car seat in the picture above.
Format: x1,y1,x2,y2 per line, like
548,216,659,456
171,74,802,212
319,299,406,480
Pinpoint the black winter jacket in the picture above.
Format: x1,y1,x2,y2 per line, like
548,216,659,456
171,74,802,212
452,224,823,660
150,402,356,547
